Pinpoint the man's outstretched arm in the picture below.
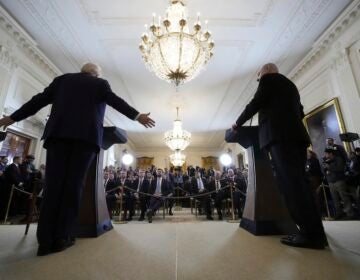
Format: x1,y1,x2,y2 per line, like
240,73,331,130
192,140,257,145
103,80,155,128
0,77,59,130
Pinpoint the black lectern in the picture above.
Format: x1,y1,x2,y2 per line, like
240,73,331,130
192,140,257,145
76,127,127,238
226,127,297,235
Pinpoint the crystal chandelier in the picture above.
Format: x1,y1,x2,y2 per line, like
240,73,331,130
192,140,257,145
170,150,186,167
164,107,191,151
139,0,214,87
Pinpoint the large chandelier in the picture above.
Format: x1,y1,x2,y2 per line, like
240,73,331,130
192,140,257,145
170,150,186,167
164,107,191,151
139,0,214,87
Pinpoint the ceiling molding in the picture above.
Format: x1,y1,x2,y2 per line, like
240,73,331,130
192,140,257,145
231,0,337,118
78,0,275,28
289,1,360,80
19,0,89,70
0,5,61,77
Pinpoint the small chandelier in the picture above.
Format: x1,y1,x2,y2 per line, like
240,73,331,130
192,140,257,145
170,150,186,167
139,0,214,87
164,107,191,151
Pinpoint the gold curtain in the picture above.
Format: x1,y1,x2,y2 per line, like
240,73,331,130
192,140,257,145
201,156,219,170
136,157,154,170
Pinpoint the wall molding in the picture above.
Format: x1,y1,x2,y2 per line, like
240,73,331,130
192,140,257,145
289,1,360,80
0,5,61,78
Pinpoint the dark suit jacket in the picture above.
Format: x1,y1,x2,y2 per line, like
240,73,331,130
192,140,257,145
133,178,149,194
207,178,226,192
4,163,22,187
236,73,310,149
223,176,247,194
190,177,208,194
10,73,139,149
149,178,171,196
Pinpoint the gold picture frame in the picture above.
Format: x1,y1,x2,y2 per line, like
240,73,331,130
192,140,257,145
303,97,349,157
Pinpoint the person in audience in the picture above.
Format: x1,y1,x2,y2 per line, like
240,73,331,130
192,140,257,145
306,150,324,213
0,157,8,202
0,62,155,256
228,169,247,218
105,172,118,219
164,168,174,215
326,138,348,163
0,156,8,173
133,169,149,221
207,171,226,220
118,170,135,221
355,147,360,160
323,149,354,219
0,156,24,219
232,62,327,249
147,169,172,223
19,155,36,192
190,171,213,220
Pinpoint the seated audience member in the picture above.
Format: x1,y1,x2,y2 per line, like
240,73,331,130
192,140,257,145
190,171,213,220
215,168,247,220
0,156,23,219
323,149,354,219
306,150,324,213
147,169,172,223
163,169,174,216
19,154,36,186
104,172,118,219
133,169,149,221
118,170,135,221
207,171,226,220
355,147,360,162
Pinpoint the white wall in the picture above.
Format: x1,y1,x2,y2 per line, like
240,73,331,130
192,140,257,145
0,6,61,167
289,2,360,148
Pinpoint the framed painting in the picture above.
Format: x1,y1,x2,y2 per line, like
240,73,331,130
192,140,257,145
303,98,348,158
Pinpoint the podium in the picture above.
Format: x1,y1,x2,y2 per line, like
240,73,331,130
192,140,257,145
225,127,297,235
76,127,127,238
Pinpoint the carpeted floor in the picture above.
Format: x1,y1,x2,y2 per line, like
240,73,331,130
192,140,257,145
0,211,359,280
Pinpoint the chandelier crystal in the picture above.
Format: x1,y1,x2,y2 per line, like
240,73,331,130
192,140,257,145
170,150,186,167
164,107,191,151
139,0,214,87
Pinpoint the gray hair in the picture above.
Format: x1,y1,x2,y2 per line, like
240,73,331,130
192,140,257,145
81,63,102,77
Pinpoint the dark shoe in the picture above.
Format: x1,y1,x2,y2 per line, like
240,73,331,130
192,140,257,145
206,216,214,220
280,234,327,250
147,211,153,223
37,244,52,256
169,210,173,216
138,216,145,221
51,238,75,253
125,216,133,221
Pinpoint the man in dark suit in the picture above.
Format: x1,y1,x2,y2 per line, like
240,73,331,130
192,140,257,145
207,170,225,220
0,63,155,256
147,169,172,223
190,171,213,220
118,170,136,221
104,172,119,219
233,63,326,249
133,169,149,221
0,156,24,219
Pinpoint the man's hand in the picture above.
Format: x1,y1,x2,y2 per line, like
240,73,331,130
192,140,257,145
0,116,15,130
137,113,155,128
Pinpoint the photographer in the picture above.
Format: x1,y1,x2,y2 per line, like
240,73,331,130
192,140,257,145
323,149,354,219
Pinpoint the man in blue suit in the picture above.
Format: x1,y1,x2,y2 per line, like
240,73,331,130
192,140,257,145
0,63,155,256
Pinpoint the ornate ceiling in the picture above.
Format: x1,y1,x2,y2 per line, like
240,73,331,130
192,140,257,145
0,0,352,149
